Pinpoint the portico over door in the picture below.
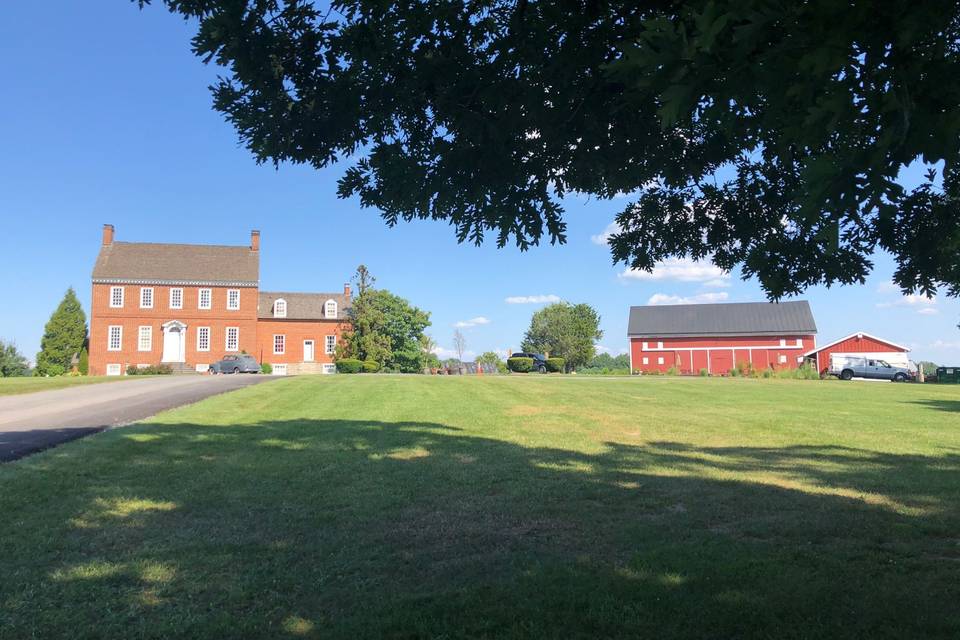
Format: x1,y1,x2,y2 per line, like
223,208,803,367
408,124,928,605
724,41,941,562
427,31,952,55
161,320,187,363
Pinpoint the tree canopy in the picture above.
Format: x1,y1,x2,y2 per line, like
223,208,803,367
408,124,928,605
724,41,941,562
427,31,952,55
0,340,30,377
521,302,602,370
141,0,960,299
35,288,87,377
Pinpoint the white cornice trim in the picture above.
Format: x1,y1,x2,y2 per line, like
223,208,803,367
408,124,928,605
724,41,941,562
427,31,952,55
92,278,258,287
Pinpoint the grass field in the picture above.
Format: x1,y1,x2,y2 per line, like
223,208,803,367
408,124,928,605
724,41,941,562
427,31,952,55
0,375,130,397
1,376,958,638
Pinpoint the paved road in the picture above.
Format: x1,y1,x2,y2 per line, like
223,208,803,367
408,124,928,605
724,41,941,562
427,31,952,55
0,375,274,462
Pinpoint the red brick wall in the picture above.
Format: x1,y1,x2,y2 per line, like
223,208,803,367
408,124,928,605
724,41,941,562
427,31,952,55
89,283,258,375
254,319,349,367
629,334,817,375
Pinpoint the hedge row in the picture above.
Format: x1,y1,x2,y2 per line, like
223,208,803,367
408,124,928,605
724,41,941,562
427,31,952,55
335,359,381,374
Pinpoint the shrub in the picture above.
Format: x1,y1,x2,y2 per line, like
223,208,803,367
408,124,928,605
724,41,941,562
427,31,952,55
699,368,709,377
665,366,680,376
362,360,380,373
126,364,172,376
761,368,774,378
545,357,565,373
78,348,89,376
336,358,363,374
729,367,740,377
260,363,273,374
507,357,534,373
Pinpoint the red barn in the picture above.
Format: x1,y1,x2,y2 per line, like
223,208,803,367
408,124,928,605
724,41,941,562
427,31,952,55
804,332,911,375
628,301,817,375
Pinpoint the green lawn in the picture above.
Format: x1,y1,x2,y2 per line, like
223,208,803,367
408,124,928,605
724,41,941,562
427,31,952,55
0,375,130,396
1,376,958,639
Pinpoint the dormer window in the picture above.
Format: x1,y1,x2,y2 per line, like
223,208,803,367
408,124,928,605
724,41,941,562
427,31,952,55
324,299,337,319
274,299,287,318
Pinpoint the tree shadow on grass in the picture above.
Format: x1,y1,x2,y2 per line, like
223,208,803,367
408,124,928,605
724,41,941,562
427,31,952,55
1,419,959,639
907,398,960,413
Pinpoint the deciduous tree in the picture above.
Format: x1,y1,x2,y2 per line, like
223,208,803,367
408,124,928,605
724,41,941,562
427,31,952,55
521,303,602,371
0,340,30,377
139,0,960,300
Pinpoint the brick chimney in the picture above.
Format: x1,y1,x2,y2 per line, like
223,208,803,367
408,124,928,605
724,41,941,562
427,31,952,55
102,224,114,245
250,230,260,252
344,283,351,298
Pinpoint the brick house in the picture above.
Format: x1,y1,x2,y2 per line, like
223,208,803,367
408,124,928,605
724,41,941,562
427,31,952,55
89,224,350,376
628,301,817,375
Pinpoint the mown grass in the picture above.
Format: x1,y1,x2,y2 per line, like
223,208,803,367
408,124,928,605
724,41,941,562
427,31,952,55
0,375,130,397
1,376,959,639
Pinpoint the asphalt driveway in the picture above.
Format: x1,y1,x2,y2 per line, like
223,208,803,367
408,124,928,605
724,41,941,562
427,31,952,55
0,375,274,462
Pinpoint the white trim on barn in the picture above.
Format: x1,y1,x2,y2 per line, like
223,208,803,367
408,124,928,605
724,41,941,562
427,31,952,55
803,332,910,357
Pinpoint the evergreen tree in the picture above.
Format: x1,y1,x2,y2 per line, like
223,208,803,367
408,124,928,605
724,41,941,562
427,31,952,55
35,288,87,376
78,347,89,376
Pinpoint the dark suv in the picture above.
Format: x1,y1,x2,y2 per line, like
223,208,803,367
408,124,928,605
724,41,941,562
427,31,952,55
511,352,548,373
209,354,261,374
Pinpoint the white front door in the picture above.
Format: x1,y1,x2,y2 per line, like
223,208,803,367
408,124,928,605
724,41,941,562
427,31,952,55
303,340,315,362
162,324,185,362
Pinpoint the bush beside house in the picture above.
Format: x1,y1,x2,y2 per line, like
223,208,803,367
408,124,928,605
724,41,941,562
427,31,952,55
507,357,533,373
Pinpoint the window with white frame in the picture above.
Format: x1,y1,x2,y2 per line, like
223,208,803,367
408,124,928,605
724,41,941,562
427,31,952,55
109,286,124,308
274,334,285,355
324,299,337,318
657,356,664,365
138,326,152,351
272,364,288,376
274,299,287,318
657,341,664,349
106,364,122,376
642,357,649,365
140,287,153,309
108,325,122,351
642,342,648,350
325,335,336,355
778,354,787,364
322,363,336,374
198,288,212,310
196,326,210,352
169,288,183,309
796,338,803,347
225,327,239,351
227,289,240,311
779,338,787,347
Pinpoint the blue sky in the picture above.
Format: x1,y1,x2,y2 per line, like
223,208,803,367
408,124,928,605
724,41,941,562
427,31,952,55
2,2,959,364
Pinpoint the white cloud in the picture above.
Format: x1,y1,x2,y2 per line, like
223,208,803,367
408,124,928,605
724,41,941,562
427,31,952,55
929,340,960,350
619,257,729,284
432,346,476,360
702,278,731,288
505,294,561,304
454,316,491,328
876,281,900,294
647,292,730,306
876,293,937,314
591,221,621,245
595,344,629,355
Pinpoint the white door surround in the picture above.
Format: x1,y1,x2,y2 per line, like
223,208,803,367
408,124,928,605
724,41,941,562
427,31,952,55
304,340,315,362
161,320,187,363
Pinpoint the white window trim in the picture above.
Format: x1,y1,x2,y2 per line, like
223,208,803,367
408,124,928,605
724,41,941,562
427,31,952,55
324,335,336,355
322,363,336,374
274,298,287,318
196,326,211,352
778,354,788,364
227,289,240,311
106,364,122,376
272,364,288,376
642,357,649,365
109,286,124,308
225,327,239,352
108,325,122,351
169,287,183,310
138,326,152,352
198,288,212,310
324,299,338,319
657,356,664,365
274,334,286,355
140,287,154,309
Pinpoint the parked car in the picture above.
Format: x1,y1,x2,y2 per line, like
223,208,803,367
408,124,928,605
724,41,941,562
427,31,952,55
209,354,261,374
510,352,549,374
829,354,915,382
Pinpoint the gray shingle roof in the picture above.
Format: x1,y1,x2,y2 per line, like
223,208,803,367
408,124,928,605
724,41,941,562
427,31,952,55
627,301,816,337
258,291,351,320
92,242,259,285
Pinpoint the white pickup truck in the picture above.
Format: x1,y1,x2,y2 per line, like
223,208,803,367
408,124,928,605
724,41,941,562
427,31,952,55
829,353,916,382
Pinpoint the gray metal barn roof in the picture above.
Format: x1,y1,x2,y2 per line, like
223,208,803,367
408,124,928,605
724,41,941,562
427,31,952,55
627,301,816,338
